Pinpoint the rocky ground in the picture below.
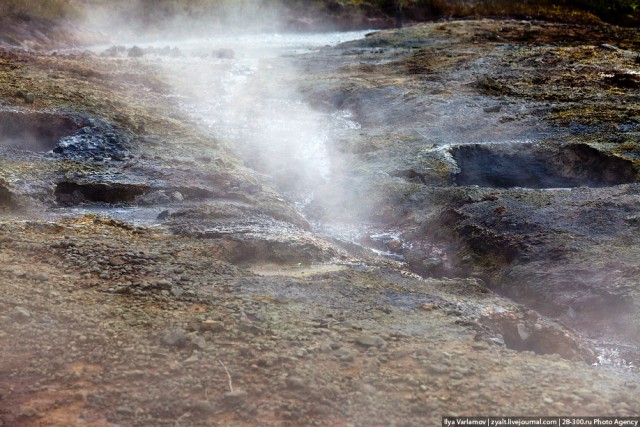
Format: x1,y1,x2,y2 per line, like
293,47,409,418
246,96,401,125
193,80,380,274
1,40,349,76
298,19,640,350
0,18,639,427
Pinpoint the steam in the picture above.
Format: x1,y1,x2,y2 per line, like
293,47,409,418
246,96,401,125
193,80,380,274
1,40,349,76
82,0,298,42
82,0,370,226
142,38,364,208
162,39,335,196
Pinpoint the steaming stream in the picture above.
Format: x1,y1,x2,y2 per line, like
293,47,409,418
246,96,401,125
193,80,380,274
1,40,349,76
89,31,406,256
150,31,367,194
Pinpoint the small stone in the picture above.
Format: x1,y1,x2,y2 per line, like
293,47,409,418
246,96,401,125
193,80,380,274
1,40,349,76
184,354,199,363
355,335,387,348
238,321,261,335
334,348,354,362
191,335,207,349
488,335,505,347
600,43,621,51
13,269,27,278
171,191,184,202
286,376,306,389
420,258,442,273
319,342,332,353
13,307,31,321
16,90,34,104
294,344,309,356
517,323,530,341
138,190,170,205
450,371,464,380
191,400,215,415
428,364,449,375
116,405,134,416
108,257,125,266
483,105,502,113
616,402,632,412
379,237,400,252
128,46,144,58
213,48,235,59
223,389,247,406
256,358,269,367
573,389,593,402
201,320,224,333
19,407,38,417
154,279,173,290
34,273,49,282
472,342,488,350
360,383,376,394
162,330,188,347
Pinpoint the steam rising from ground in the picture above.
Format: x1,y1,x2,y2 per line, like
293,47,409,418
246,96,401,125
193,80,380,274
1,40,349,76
97,20,368,215
162,37,336,194
84,0,375,232
83,0,301,41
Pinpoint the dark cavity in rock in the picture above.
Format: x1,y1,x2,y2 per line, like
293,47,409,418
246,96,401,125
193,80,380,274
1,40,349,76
0,110,81,152
451,143,637,189
0,109,133,161
0,184,12,207
481,313,594,362
55,182,146,206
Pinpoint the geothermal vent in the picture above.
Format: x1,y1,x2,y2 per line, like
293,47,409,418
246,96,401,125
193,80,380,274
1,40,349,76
451,143,637,189
0,110,81,152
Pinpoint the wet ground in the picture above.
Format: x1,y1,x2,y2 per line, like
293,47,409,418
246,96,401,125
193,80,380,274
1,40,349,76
0,18,639,426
